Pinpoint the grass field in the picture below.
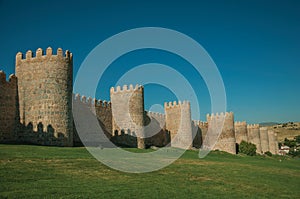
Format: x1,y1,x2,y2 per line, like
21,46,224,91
0,144,299,198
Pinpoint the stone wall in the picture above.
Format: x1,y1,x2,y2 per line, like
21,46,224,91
191,120,203,148
15,48,73,146
110,84,145,148
0,71,18,142
247,124,262,154
259,127,269,153
165,101,193,149
0,47,282,153
207,112,236,154
234,121,248,144
145,112,169,147
268,130,278,154
72,94,113,147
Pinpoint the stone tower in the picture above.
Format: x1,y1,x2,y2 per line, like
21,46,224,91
247,124,262,154
15,47,73,146
267,130,278,154
110,84,145,149
206,112,236,154
165,101,193,149
234,121,248,144
0,71,18,142
259,127,269,153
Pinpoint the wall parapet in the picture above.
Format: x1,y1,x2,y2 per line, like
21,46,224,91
235,121,247,126
146,111,165,119
110,84,143,94
192,120,207,127
16,47,72,64
247,124,260,129
73,93,111,107
0,71,17,85
206,112,233,120
164,100,190,109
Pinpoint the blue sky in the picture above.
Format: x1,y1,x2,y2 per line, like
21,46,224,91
0,0,299,123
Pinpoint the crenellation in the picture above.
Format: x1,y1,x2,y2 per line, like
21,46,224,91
81,96,87,104
86,97,92,105
26,50,32,59
16,48,72,64
75,93,81,101
36,48,43,57
57,48,63,57
147,111,165,119
46,47,52,56
16,52,23,63
165,100,190,109
8,74,17,85
0,70,6,84
110,84,143,94
0,46,281,154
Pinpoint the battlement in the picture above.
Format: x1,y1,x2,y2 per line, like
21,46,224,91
110,84,143,94
206,112,233,120
147,111,165,119
192,120,208,127
247,124,260,129
259,127,268,130
16,47,72,64
235,121,247,126
0,71,17,85
164,100,190,109
73,93,111,107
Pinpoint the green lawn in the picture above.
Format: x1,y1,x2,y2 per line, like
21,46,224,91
0,144,299,198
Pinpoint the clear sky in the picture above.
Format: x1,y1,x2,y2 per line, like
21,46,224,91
0,0,299,123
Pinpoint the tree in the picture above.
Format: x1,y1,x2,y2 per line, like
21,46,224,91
295,135,300,144
284,138,296,148
239,141,257,156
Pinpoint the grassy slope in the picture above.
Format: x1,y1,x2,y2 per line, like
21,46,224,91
0,145,299,198
269,122,300,142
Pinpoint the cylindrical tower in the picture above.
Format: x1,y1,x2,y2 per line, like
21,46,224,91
234,121,248,144
199,121,208,144
268,130,277,154
259,127,269,153
110,84,145,149
247,124,262,154
15,47,73,146
274,133,279,154
206,112,236,154
165,101,193,149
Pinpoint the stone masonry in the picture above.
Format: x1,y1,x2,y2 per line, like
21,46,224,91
0,47,279,154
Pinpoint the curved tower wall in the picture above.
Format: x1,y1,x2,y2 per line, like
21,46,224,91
247,124,262,154
259,127,269,153
234,121,248,144
268,130,278,154
15,47,73,146
274,133,279,154
0,71,18,142
206,112,236,154
165,101,193,149
110,84,145,149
